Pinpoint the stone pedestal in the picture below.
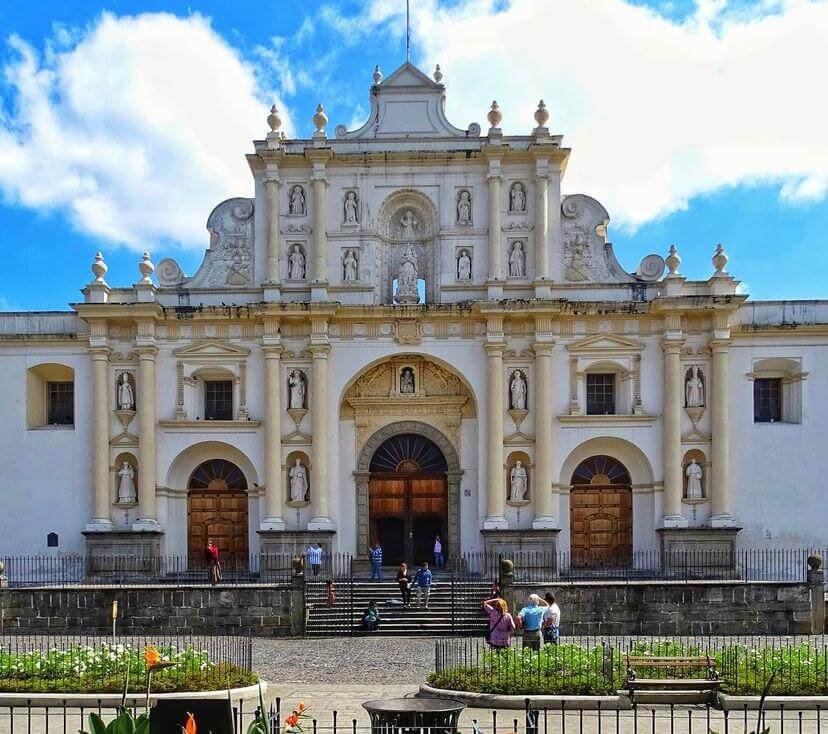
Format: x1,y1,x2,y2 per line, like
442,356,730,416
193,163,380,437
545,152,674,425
258,530,336,574
82,530,163,581
481,529,560,558
807,566,825,634
657,527,741,579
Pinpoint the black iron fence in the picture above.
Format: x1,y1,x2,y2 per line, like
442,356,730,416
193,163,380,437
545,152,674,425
0,633,254,693
433,636,828,696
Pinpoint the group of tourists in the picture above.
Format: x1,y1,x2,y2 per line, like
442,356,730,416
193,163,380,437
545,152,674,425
482,592,561,650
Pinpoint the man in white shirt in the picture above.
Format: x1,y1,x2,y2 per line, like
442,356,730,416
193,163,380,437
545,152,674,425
306,542,323,576
542,592,561,645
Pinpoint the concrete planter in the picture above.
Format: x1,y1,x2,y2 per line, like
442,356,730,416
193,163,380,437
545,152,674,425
718,692,828,710
418,683,632,710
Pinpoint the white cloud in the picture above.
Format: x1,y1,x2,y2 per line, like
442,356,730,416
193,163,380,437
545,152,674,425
0,12,289,251
380,0,828,229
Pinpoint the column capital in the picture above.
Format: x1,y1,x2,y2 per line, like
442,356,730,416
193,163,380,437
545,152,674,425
484,342,505,356
532,341,556,357
263,344,284,357
660,338,685,353
309,343,331,357
709,338,731,352
89,346,111,360
134,345,159,359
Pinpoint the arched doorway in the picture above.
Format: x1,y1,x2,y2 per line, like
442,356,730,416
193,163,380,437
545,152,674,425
187,459,249,569
570,455,632,568
369,433,448,566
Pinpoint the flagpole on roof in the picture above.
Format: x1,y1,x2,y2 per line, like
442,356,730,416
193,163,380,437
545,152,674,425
406,0,411,63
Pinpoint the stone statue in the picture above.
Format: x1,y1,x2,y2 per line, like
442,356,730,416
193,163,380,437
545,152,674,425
288,370,306,410
686,366,704,408
399,210,419,240
686,459,703,499
289,458,309,502
117,461,137,504
457,190,472,225
509,241,526,278
510,182,526,213
344,191,358,223
457,249,472,280
510,460,528,501
395,244,419,303
288,244,306,280
117,373,134,411
289,185,306,216
343,249,358,281
400,367,415,394
510,370,527,410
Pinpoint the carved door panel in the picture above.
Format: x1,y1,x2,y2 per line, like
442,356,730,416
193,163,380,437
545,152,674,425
570,487,632,567
409,477,447,564
187,490,249,570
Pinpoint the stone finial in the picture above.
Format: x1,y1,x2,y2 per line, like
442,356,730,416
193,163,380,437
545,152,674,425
665,244,681,277
433,64,443,83
534,99,549,129
138,252,155,284
712,243,728,276
312,104,328,133
91,252,108,284
267,105,282,133
373,65,383,85
487,100,502,129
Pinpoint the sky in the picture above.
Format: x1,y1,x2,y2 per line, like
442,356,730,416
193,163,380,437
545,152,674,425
0,0,826,311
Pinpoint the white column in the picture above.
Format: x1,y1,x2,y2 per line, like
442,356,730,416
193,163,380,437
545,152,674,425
308,344,333,529
487,170,502,282
87,349,113,530
312,174,328,284
534,162,549,282
709,341,734,526
484,343,507,529
532,342,557,528
265,173,280,284
661,340,686,526
134,348,158,530
261,346,285,530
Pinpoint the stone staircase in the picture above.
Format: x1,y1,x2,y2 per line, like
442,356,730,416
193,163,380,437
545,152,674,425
305,576,492,636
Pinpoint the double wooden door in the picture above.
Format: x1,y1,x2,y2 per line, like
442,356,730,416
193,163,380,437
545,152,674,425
369,474,447,566
570,486,632,567
187,489,249,569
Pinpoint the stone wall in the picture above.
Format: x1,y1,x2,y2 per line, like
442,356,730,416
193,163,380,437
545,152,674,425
0,584,295,636
510,581,816,635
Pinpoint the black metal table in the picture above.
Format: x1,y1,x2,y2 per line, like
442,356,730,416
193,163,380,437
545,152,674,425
362,697,465,734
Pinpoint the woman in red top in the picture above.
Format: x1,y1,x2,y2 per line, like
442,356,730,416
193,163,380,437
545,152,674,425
205,540,221,585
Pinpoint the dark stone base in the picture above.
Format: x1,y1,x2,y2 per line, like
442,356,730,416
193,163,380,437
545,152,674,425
657,527,742,579
82,530,163,581
257,530,336,574
481,529,560,558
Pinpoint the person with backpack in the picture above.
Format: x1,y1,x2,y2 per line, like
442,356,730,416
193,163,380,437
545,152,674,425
482,597,515,649
369,542,383,581
361,600,381,631
412,561,433,609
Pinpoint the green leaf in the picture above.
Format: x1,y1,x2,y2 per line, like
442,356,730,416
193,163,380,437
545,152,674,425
134,714,151,734
112,709,136,734
86,712,107,734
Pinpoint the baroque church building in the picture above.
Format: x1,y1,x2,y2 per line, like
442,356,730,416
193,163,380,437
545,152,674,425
1,62,826,571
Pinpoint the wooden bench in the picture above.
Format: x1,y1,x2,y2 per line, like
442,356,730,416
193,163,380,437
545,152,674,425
625,654,720,701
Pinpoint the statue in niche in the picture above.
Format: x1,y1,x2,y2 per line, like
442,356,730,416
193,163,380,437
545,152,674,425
289,185,306,216
117,461,137,504
288,244,306,280
399,210,419,240
509,241,526,278
685,366,705,408
457,249,472,281
400,367,416,394
457,190,472,225
685,459,704,499
565,230,590,282
117,373,135,411
343,249,359,282
395,244,420,303
509,182,526,213
509,460,528,501
288,370,306,410
344,191,359,223
289,458,309,502
510,370,527,411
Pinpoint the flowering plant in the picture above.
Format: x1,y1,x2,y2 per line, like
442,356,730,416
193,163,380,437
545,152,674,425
284,701,309,733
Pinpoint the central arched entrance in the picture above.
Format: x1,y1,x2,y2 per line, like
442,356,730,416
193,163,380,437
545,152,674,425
570,455,633,568
368,433,448,566
187,459,249,569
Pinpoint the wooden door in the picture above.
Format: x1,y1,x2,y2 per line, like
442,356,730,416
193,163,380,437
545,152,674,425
570,487,632,567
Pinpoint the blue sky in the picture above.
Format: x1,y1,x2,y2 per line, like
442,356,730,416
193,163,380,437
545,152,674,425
0,0,826,310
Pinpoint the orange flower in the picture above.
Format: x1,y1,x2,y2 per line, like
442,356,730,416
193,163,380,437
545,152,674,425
144,645,162,669
285,713,299,728
184,712,197,734
297,702,306,713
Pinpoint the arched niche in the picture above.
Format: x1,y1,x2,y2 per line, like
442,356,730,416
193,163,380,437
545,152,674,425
27,363,74,428
165,441,259,491
506,451,531,505
113,451,138,506
286,450,311,507
682,449,708,500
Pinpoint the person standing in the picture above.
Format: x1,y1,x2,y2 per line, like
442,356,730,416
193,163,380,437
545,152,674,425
542,592,561,645
482,597,516,649
205,539,221,586
516,594,547,650
306,542,323,577
396,562,412,607
433,535,445,568
413,561,433,609
325,579,337,607
369,542,384,581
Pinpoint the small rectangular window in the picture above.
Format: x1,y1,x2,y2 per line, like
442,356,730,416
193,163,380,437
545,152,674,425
586,373,616,415
204,380,233,420
754,378,782,423
47,381,74,425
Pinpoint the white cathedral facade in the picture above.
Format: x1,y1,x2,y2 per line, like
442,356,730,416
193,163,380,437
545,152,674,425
1,62,825,571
